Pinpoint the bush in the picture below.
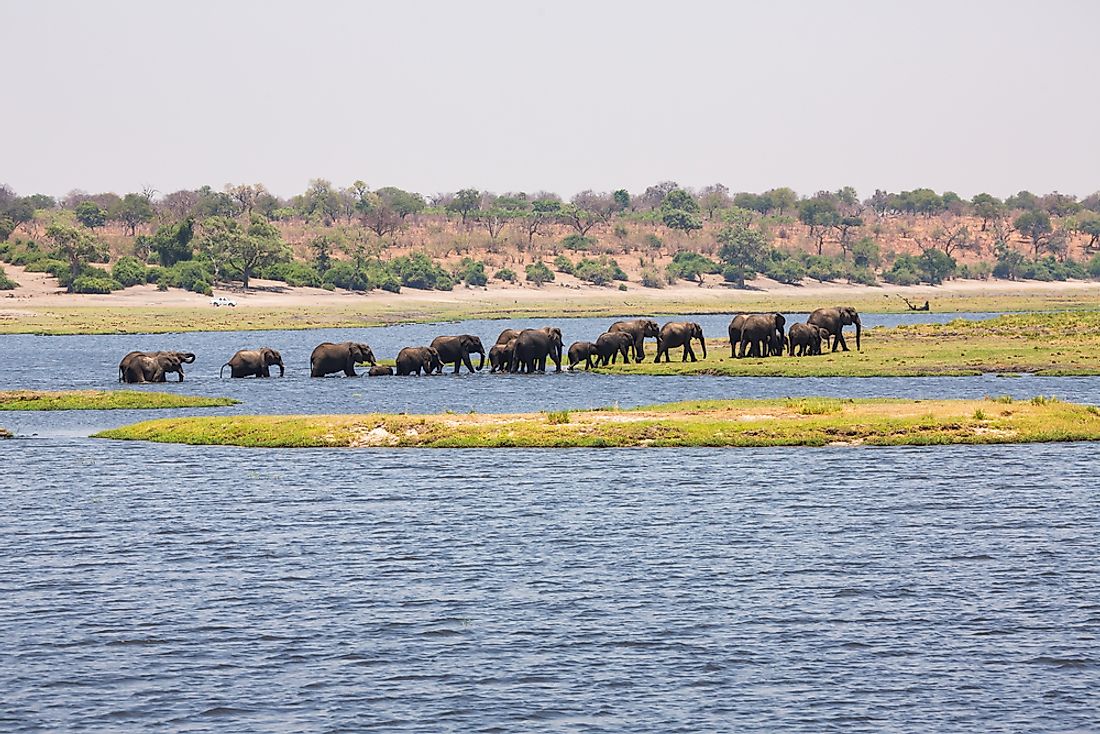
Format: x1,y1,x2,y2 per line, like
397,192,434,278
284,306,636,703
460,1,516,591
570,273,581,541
803,255,844,282
553,254,574,274
455,257,488,287
495,268,517,283
112,256,148,287
1089,254,1100,278
642,233,663,250
159,260,215,294
845,266,879,286
666,251,719,283
0,267,17,290
883,255,921,285
574,256,627,285
762,256,805,285
389,252,453,291
561,234,594,251
525,262,555,286
71,275,122,294
323,262,371,292
260,261,322,287
9,245,49,267
640,269,664,288
957,261,993,280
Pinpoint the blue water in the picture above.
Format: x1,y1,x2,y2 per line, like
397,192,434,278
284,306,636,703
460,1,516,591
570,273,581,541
1,312,1098,732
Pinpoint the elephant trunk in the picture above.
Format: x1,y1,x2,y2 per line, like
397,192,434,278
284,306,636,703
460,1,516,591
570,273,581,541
854,319,861,351
220,363,229,378
477,350,485,371
699,335,707,359
181,353,196,364
276,362,285,377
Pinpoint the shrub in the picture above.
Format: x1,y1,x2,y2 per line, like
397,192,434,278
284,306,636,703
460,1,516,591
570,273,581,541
762,256,805,285
525,262,555,285
561,234,594,251
71,275,122,294
260,261,322,287
883,256,920,286
617,283,627,291
9,246,49,267
111,256,148,287
389,252,453,290
553,254,574,274
545,410,570,424
1089,254,1100,278
495,268,517,283
323,262,371,291
455,257,488,286
574,256,626,285
640,269,664,288
845,266,879,286
642,233,663,250
159,260,215,294
803,255,844,282
0,267,17,290
666,251,719,283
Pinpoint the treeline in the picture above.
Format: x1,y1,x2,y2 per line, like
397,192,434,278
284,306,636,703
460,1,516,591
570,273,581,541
1,180,1100,295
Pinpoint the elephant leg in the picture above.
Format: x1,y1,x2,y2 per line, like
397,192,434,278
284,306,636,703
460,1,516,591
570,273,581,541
836,332,849,351
461,354,475,374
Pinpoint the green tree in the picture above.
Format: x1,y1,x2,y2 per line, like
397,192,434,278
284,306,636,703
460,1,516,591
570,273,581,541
970,193,1003,231
112,193,155,236
612,189,631,212
765,187,798,215
446,189,481,224
46,222,108,292
660,188,702,235
919,248,957,284
198,215,291,288
798,196,840,254
150,218,195,266
716,219,769,287
74,201,108,230
521,197,562,244
309,234,340,274
1014,210,1053,258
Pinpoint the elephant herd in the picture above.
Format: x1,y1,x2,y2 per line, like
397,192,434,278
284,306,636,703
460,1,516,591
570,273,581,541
115,306,862,382
728,306,862,358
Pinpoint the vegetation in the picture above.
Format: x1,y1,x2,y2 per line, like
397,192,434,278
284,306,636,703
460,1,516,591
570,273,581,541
0,390,238,411
93,397,1100,448
600,312,1100,378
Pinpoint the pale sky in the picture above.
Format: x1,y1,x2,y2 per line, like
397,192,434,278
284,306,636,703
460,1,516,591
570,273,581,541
3,0,1097,200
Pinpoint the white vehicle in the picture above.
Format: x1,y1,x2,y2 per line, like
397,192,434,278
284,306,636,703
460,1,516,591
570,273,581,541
210,296,237,307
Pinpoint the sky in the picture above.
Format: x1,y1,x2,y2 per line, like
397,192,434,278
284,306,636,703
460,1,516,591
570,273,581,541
3,0,1098,201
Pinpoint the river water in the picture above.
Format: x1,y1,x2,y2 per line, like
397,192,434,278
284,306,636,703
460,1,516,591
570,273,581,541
2,313,1099,732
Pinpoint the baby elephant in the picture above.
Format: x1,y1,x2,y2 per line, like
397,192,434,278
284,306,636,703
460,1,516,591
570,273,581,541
395,346,442,376
594,331,634,366
787,323,829,356
489,339,516,373
567,341,599,371
368,365,394,376
220,347,285,378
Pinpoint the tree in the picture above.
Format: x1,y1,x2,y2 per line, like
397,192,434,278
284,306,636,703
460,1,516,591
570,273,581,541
716,218,769,287
522,197,562,244
225,183,269,218
309,233,341,274
660,188,702,235
1073,212,1100,250
1014,210,1053,258
612,189,631,212
970,193,1003,231
74,201,108,230
765,187,798,215
298,179,342,225
637,181,678,211
919,248,957,285
698,184,731,219
446,189,481,225
46,222,107,292
832,215,864,255
1005,190,1041,211
928,222,977,258
474,194,523,241
798,196,840,255
198,214,290,288
150,218,195,266
559,203,602,236
112,193,154,236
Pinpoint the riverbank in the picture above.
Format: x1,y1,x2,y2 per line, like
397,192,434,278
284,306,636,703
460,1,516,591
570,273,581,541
597,312,1100,377
93,397,1100,448
0,390,238,411
2,276,1099,335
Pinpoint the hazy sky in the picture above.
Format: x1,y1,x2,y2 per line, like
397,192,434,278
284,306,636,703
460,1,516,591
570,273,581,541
4,0,1098,200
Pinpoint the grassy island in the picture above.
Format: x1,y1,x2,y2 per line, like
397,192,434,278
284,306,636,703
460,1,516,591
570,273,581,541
600,312,1100,377
0,390,238,411
93,397,1100,449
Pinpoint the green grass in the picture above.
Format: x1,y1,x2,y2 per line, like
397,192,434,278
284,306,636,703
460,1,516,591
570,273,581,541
93,397,1100,449
598,311,1100,377
0,390,239,411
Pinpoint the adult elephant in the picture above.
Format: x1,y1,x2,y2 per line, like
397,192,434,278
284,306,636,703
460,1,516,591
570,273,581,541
655,322,706,363
489,338,516,373
220,347,284,378
495,328,522,346
736,313,785,358
787,323,828,356
567,341,598,371
430,334,485,374
310,342,376,377
119,350,195,383
510,327,564,373
808,306,862,352
594,332,634,366
396,346,442,376
608,319,660,362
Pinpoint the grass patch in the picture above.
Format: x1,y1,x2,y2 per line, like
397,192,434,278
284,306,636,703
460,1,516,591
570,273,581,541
93,397,1100,449
595,311,1100,378
545,410,571,424
0,390,238,411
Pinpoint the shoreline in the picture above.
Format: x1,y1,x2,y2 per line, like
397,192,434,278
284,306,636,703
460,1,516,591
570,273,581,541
2,274,1099,335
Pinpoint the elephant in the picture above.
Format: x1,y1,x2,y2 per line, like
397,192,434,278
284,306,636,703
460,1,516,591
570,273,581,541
220,347,284,378
567,341,599,371
510,327,564,373
310,342,377,377
119,351,195,383
734,313,786,358
489,339,516,373
655,322,707,362
396,346,443,376
608,319,660,362
594,332,634,366
430,334,485,374
368,365,394,376
787,322,830,356
495,328,523,346
808,306,862,352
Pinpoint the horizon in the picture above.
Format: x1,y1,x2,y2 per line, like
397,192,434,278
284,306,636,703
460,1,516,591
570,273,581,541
3,0,1098,200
